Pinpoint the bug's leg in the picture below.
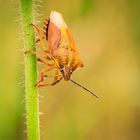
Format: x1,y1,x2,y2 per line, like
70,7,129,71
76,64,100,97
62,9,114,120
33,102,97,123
38,77,62,87
37,69,62,87
37,58,53,65
52,69,60,83
35,16,50,46
36,65,56,87
36,36,45,43
37,58,55,67
25,50,50,60
51,77,62,86
31,23,49,53
37,83,51,87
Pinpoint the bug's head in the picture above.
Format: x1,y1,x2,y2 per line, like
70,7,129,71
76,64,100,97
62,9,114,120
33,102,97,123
60,66,73,81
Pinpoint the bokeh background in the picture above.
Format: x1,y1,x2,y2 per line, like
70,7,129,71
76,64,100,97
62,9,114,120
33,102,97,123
0,0,140,140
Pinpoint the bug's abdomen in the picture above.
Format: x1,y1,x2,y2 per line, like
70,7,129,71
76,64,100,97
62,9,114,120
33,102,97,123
43,16,50,40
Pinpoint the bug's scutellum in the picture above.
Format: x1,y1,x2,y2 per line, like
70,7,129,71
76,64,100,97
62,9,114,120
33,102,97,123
25,10,99,98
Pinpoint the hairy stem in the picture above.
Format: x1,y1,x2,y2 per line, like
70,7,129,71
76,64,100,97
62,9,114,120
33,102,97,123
20,0,40,139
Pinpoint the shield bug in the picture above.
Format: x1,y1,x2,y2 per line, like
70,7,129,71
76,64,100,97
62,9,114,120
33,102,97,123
26,10,98,98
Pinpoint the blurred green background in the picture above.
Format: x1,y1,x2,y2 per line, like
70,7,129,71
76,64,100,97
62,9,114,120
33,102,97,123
0,0,140,140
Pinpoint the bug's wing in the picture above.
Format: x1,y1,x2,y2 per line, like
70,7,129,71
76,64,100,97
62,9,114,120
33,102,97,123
48,22,61,51
67,29,78,51
67,29,84,68
50,10,67,29
48,11,67,51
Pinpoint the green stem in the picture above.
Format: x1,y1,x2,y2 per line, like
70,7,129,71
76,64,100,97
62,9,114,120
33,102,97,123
20,0,40,140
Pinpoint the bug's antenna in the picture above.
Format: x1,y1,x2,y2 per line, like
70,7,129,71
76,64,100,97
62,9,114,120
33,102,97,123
70,79,99,98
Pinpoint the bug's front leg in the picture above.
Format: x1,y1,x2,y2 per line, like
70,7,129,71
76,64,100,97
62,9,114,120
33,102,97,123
37,77,62,87
37,69,62,87
51,77,62,86
35,65,56,87
51,69,62,86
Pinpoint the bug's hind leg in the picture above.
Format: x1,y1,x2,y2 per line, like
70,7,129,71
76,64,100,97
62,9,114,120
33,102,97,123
35,17,50,44
31,23,49,53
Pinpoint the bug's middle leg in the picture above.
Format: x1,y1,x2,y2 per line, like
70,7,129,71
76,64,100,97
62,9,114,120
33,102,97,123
37,58,54,65
25,50,51,60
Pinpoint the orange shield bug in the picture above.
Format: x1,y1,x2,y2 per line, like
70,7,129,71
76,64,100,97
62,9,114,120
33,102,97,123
26,10,98,98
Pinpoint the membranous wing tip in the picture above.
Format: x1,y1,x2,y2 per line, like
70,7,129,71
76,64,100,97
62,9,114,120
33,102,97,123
50,10,67,29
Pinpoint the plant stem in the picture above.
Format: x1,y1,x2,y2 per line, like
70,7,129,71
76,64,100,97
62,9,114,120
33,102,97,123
20,0,40,140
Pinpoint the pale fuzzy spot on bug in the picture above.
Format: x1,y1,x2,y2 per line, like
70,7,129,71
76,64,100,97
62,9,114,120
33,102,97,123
50,10,67,29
